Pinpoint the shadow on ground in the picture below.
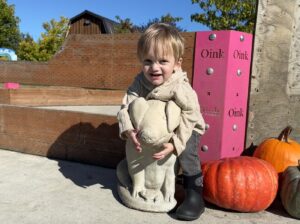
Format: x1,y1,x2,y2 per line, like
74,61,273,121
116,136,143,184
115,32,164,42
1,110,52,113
53,158,121,202
46,121,126,202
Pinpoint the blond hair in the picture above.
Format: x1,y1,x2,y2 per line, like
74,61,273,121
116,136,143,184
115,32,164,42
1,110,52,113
137,23,184,62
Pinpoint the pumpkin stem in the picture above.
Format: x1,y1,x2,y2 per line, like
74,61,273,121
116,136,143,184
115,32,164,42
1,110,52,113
278,126,292,143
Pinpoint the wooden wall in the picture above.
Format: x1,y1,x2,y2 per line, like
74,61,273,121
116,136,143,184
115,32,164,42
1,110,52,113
69,15,102,35
0,105,125,168
246,0,300,146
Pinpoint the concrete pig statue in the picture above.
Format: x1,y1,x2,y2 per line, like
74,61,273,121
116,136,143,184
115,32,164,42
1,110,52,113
117,97,181,212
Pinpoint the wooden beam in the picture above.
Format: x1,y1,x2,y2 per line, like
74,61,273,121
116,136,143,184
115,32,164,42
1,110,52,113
0,105,125,168
0,88,124,106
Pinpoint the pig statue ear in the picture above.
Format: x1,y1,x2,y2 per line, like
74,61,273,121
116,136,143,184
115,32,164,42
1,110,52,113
129,97,149,129
165,101,181,133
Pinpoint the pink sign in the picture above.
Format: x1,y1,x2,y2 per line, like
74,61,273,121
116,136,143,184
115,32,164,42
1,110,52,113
4,82,20,89
192,31,253,162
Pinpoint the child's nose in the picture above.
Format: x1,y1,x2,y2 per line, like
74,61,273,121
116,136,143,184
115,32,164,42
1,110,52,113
151,62,160,71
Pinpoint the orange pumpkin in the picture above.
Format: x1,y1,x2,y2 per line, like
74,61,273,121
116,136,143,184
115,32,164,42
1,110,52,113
202,156,278,212
253,126,300,174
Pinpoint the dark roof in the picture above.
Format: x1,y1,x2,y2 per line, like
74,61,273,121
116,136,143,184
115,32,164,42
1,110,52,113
69,10,119,33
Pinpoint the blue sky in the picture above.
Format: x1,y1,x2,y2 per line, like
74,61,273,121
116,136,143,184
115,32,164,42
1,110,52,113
7,0,209,41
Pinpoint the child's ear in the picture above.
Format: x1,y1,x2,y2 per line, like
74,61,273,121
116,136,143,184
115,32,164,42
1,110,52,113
178,57,183,65
175,57,183,70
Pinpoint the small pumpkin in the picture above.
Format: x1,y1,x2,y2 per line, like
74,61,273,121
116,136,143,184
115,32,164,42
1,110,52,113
253,126,300,174
202,156,278,212
280,160,300,219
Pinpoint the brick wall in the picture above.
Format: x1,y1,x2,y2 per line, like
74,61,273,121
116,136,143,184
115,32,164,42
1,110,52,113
0,32,196,89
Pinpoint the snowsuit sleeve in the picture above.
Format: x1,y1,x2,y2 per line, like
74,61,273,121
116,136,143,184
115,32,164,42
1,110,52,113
171,82,205,155
117,77,141,139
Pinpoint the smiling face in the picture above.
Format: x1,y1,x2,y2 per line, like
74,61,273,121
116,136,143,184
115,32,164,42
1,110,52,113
137,23,185,86
141,46,182,86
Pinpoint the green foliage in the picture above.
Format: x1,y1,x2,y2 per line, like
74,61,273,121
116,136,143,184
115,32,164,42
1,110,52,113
191,0,257,33
17,16,69,61
114,14,184,33
17,33,39,61
39,16,69,59
139,14,185,32
114,16,138,33
0,56,8,61
0,0,21,51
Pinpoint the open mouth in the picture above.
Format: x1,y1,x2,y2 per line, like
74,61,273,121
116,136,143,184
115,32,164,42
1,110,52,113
150,74,162,77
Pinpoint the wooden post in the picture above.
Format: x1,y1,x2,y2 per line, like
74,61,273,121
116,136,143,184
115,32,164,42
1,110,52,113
246,0,300,146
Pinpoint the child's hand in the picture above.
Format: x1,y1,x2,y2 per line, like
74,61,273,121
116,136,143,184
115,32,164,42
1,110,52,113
126,129,142,152
153,143,174,160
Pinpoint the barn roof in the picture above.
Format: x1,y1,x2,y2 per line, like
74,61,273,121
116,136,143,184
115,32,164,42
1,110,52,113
69,10,119,33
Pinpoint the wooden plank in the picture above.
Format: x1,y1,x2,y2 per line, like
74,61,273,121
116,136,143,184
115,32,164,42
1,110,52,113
0,90,10,104
0,88,124,106
0,105,125,168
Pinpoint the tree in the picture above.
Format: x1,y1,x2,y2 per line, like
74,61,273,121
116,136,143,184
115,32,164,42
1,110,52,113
0,0,21,51
139,13,185,32
17,33,39,61
17,16,69,61
38,16,69,60
191,0,257,33
114,16,138,33
114,14,185,33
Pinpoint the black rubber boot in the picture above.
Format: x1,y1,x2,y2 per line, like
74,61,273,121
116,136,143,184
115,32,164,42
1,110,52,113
176,174,205,221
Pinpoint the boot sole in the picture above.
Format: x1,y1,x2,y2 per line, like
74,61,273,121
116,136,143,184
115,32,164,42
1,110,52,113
176,208,205,221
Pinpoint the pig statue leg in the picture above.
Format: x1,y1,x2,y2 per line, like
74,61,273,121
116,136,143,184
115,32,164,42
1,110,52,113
161,155,177,202
126,140,146,198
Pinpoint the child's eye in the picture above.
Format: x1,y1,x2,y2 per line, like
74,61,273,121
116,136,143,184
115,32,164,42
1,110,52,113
143,59,152,65
159,59,169,64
